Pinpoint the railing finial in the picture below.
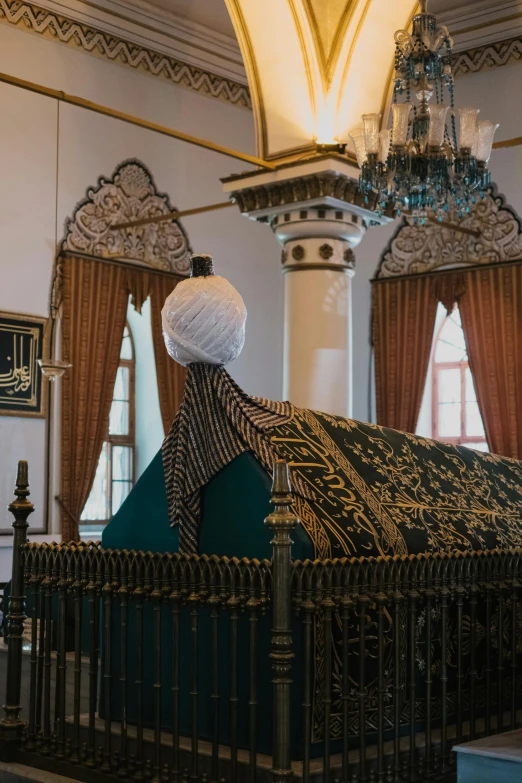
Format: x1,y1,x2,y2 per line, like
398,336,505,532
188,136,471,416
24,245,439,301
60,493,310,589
265,460,298,783
0,460,34,742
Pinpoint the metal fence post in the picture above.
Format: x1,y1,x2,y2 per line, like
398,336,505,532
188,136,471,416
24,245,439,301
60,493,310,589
265,460,299,783
0,460,34,741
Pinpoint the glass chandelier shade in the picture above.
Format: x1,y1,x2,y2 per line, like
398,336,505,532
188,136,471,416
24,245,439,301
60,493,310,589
352,0,498,223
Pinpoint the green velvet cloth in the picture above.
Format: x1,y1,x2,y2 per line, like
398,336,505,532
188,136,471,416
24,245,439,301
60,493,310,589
103,448,312,559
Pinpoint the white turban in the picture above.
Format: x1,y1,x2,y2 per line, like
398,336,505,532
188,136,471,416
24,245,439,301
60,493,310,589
162,256,247,367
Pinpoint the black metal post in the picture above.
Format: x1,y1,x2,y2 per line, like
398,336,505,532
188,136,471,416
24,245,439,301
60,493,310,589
265,460,299,783
0,460,34,741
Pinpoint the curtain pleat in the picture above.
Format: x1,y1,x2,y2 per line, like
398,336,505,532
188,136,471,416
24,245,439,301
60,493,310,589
61,258,129,541
148,274,187,434
61,257,187,539
458,264,522,458
372,276,439,432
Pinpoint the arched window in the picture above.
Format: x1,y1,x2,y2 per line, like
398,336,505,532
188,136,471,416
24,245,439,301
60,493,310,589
432,307,488,451
80,323,135,536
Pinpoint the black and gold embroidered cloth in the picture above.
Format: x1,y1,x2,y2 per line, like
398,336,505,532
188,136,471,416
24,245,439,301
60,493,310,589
164,366,522,556
272,409,522,558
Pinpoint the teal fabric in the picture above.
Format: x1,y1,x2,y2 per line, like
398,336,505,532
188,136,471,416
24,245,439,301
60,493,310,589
100,449,313,757
103,449,312,559
102,450,178,552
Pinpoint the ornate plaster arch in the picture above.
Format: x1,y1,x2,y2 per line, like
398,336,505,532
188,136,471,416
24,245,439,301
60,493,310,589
61,159,192,275
376,186,522,278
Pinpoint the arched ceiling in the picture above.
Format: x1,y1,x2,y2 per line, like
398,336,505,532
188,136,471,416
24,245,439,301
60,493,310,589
223,0,417,161
139,0,514,162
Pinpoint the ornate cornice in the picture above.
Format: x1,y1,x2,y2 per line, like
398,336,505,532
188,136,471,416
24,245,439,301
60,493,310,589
62,159,192,275
377,186,522,278
453,34,522,76
0,0,251,108
228,171,379,218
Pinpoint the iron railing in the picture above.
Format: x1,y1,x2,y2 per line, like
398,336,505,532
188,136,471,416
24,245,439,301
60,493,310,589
1,460,522,783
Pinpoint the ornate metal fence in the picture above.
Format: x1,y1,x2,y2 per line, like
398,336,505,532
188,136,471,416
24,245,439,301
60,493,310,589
1,460,521,783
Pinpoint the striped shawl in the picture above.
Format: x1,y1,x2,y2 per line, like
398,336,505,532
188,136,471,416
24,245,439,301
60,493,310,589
162,363,314,553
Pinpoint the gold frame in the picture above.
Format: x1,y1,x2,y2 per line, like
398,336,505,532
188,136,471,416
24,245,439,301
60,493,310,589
0,310,49,419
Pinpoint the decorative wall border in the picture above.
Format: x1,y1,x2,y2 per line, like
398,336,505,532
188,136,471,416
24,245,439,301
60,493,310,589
0,0,519,111
376,186,522,278
0,0,252,109
61,158,192,275
453,34,522,76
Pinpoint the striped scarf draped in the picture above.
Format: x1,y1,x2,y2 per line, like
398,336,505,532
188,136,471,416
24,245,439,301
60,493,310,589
162,363,314,553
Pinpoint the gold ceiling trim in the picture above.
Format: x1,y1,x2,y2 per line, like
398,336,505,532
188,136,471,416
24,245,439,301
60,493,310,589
335,0,373,118
301,0,358,89
0,70,275,168
0,0,251,108
224,0,268,157
288,0,317,128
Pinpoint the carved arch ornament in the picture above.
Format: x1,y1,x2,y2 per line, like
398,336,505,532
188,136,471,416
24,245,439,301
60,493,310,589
376,186,522,278
61,160,191,275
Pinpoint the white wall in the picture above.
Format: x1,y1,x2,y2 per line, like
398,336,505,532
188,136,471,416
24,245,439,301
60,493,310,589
0,21,281,573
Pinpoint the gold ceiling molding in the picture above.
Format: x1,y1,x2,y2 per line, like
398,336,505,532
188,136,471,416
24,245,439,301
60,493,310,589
453,34,522,77
0,0,251,109
301,0,357,89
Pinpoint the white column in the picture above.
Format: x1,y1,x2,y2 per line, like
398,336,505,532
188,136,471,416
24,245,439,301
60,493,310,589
274,208,365,417
222,157,384,417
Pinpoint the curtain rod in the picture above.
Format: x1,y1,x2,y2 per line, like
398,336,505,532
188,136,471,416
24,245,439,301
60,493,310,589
371,255,522,284
0,71,276,171
59,250,187,279
112,200,235,230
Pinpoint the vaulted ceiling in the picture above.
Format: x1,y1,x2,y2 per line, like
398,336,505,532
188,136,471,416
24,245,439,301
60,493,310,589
118,0,520,161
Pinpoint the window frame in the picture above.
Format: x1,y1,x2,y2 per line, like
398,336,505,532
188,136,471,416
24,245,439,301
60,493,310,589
80,322,136,528
431,313,487,449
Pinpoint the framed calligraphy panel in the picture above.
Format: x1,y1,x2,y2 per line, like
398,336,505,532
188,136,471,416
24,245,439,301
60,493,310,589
0,312,48,417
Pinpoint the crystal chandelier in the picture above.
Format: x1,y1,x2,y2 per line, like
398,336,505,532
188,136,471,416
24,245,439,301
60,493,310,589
350,0,498,223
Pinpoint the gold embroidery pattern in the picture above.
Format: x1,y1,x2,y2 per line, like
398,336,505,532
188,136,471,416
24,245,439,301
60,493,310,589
273,409,522,561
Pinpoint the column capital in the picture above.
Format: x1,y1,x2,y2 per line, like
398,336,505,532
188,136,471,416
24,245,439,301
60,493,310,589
222,154,390,229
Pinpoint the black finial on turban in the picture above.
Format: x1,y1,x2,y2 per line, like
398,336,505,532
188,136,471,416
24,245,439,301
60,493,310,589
190,254,215,278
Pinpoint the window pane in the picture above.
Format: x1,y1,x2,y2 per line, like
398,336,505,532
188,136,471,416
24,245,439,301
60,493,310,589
81,442,109,521
438,368,461,403
435,312,467,363
109,400,129,436
113,446,133,481
466,441,489,452
112,481,132,515
113,366,129,401
466,400,486,437
465,368,477,402
438,402,461,437
120,327,133,360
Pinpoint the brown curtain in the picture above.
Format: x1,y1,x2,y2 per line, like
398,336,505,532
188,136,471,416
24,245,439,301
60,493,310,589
148,273,187,434
458,264,522,459
372,275,439,432
61,257,129,541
